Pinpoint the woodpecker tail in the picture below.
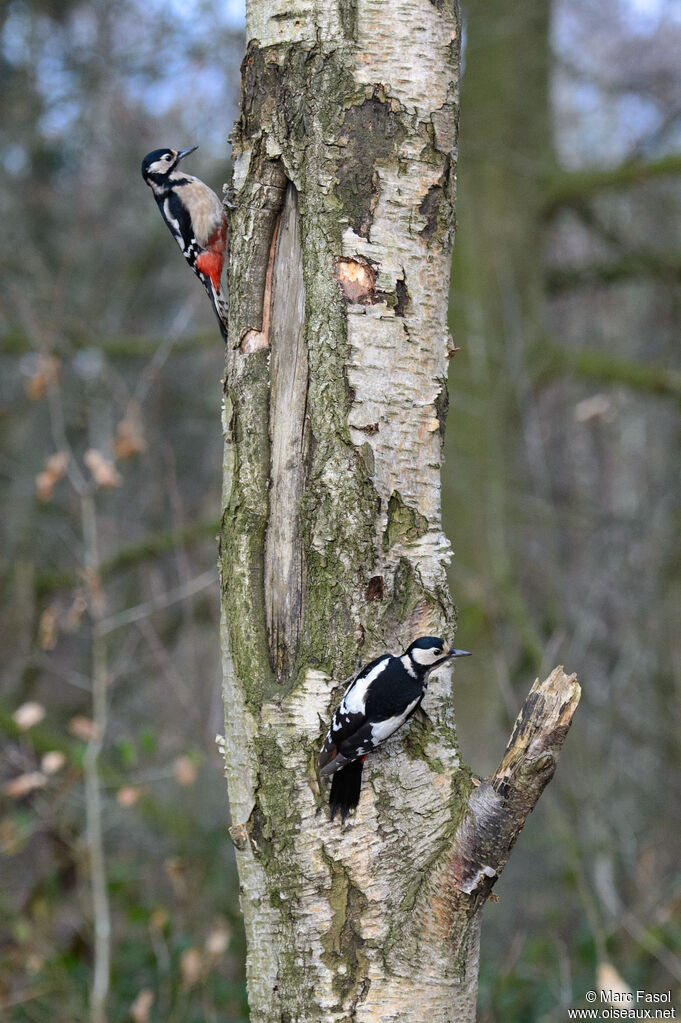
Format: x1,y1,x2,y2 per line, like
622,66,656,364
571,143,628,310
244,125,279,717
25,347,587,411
208,284,229,343
329,758,364,822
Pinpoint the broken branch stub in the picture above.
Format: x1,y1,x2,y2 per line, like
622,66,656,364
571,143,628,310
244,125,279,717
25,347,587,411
447,666,581,913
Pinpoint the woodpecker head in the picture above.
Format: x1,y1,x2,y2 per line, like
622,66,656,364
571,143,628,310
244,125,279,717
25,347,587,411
404,636,471,675
141,146,198,189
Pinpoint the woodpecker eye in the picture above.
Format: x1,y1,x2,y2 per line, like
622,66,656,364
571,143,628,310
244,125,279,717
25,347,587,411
164,154,172,161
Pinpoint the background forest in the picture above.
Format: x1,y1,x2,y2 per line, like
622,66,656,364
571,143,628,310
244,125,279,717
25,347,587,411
0,0,679,1020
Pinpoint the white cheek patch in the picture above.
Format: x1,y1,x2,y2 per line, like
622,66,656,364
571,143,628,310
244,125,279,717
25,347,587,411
411,646,441,666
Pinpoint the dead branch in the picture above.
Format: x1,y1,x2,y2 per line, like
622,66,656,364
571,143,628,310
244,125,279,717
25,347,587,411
448,666,581,914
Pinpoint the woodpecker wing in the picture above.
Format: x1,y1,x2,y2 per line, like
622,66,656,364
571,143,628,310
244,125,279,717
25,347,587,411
172,176,224,249
318,655,391,775
319,655,424,777
332,691,424,771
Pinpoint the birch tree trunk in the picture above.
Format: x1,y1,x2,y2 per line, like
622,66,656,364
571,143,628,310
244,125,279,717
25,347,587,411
219,2,580,1020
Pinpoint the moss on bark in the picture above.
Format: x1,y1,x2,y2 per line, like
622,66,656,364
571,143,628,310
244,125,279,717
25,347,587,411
220,6,477,1018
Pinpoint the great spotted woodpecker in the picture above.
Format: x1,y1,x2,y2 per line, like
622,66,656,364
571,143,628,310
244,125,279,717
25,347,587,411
141,146,229,341
318,637,471,821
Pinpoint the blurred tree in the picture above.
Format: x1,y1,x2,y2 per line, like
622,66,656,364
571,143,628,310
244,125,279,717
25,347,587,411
446,0,681,1018
446,0,553,679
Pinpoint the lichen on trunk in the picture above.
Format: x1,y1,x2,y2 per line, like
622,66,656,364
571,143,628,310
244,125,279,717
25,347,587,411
218,2,579,1021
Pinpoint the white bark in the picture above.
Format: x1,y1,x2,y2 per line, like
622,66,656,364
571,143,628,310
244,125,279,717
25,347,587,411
218,2,579,1021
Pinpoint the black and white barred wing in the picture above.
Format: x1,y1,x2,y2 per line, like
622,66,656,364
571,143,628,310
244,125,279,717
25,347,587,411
318,656,390,777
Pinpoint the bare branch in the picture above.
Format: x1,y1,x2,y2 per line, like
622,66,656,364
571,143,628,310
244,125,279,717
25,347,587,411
543,153,681,217
447,667,580,912
533,341,681,401
95,568,217,636
546,253,681,292
35,519,219,599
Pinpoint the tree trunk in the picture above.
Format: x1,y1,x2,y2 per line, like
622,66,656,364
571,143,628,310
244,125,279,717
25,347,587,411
219,2,579,1021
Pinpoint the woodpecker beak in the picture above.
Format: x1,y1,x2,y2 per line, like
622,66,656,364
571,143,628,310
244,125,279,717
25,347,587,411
443,643,471,659
176,146,198,162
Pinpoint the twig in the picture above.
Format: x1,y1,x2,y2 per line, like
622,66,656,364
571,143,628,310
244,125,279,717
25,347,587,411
34,518,219,599
95,568,218,637
0,329,219,358
621,913,681,985
133,298,197,404
542,153,681,217
36,331,111,1023
136,618,198,720
81,490,111,1023
532,340,681,401
546,253,681,293
0,987,56,1010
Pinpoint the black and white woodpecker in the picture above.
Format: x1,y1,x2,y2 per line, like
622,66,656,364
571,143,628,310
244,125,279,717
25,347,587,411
318,636,471,821
141,146,228,341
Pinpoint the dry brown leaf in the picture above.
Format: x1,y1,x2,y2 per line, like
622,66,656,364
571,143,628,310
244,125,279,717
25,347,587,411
35,450,69,502
116,785,143,808
35,471,56,502
180,948,203,988
80,567,106,615
205,924,231,957
173,755,198,787
130,988,154,1023
13,701,46,731
68,715,100,742
114,413,147,460
64,592,88,632
164,857,186,896
38,606,59,650
2,772,48,798
84,449,122,489
46,451,69,476
41,751,66,775
25,355,61,401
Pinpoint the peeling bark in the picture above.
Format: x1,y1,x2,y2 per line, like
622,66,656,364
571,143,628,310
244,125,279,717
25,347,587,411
264,186,308,681
218,2,580,1020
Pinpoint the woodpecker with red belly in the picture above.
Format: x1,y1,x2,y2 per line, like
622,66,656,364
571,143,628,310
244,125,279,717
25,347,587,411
318,636,471,822
141,146,229,341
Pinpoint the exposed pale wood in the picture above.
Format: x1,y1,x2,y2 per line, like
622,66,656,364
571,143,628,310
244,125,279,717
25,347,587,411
264,185,308,679
240,218,279,353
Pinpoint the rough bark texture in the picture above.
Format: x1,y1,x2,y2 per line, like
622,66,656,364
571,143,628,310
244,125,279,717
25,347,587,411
218,2,580,1021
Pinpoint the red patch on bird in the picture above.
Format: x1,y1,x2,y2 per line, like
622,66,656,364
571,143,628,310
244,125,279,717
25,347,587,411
196,250,224,291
